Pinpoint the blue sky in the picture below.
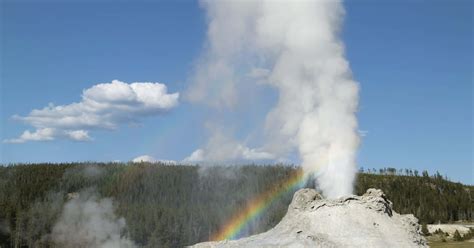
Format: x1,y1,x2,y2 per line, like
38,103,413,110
1,0,472,184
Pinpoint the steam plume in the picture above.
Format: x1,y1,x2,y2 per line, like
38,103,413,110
187,0,359,198
52,189,136,248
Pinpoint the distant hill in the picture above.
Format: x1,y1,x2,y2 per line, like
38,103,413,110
0,163,472,247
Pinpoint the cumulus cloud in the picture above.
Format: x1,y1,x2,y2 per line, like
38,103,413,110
4,128,92,143
183,127,275,164
4,80,179,143
184,146,274,164
132,155,177,164
132,155,156,163
183,149,205,163
66,130,92,141
4,128,56,143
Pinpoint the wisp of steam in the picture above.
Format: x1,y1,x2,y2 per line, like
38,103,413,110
187,0,359,199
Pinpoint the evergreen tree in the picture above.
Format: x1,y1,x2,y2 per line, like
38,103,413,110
453,230,463,241
421,223,430,236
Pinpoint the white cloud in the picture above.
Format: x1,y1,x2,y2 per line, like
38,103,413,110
182,127,275,164
132,155,177,164
132,155,156,163
5,80,179,143
65,130,92,141
4,128,92,143
4,128,56,143
183,149,205,163
183,145,275,164
240,145,274,160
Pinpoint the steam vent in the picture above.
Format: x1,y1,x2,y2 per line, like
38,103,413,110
191,188,427,247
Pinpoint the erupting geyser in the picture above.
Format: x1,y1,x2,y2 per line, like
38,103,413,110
187,0,359,198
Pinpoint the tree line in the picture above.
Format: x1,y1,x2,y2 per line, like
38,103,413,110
0,163,472,247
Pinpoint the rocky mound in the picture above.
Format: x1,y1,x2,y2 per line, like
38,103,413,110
191,188,427,247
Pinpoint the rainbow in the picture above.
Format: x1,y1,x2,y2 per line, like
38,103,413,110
211,169,306,241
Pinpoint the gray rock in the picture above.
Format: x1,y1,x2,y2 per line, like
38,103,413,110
190,188,427,248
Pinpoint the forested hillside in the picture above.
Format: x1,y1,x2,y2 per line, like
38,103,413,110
0,163,472,247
